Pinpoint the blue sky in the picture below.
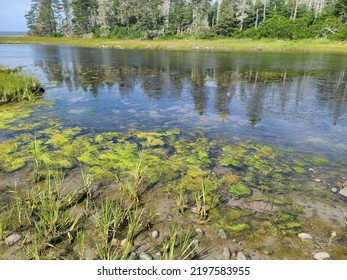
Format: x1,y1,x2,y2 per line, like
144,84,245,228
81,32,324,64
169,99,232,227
0,0,31,31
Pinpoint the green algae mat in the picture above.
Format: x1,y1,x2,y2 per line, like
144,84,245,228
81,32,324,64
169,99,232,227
0,100,346,260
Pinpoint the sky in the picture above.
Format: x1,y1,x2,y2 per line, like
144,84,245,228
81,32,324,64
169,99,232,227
0,0,31,31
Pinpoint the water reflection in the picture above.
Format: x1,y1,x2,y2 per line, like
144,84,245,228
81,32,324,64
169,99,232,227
32,46,347,127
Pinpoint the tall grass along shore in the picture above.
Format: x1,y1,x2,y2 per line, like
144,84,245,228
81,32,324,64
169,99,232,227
1,36,347,54
0,66,43,104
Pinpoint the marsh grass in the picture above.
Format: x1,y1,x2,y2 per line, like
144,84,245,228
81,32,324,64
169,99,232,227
0,66,43,103
162,221,198,260
175,184,188,214
1,37,347,54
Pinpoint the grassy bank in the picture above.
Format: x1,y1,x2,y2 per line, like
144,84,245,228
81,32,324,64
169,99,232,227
1,36,347,53
0,66,43,103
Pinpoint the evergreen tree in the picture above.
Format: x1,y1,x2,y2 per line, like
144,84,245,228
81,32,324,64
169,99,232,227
72,0,99,35
25,0,61,36
216,0,237,36
167,0,193,35
332,0,347,22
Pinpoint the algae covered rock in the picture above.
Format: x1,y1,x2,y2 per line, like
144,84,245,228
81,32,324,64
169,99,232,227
229,182,252,198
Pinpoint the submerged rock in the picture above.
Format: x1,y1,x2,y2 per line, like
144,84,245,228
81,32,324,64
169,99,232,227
151,230,159,240
262,247,274,255
339,188,347,198
195,228,205,236
331,187,339,194
237,251,247,260
5,233,21,246
313,252,330,260
298,233,313,242
217,229,227,239
223,247,231,259
140,252,154,260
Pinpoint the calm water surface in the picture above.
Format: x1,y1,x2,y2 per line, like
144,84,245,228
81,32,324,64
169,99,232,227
1,44,347,160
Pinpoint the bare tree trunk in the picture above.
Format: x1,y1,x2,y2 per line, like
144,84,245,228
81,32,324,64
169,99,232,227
217,0,221,23
255,8,259,28
293,0,299,21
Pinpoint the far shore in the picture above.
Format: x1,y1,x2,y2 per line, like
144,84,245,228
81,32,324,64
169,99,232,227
1,36,347,54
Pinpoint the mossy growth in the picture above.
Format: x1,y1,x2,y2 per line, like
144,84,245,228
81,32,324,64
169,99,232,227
312,157,329,166
293,166,306,174
219,145,246,168
227,223,251,232
229,182,252,198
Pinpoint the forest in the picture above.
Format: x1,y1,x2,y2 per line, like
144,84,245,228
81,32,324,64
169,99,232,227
23,0,347,41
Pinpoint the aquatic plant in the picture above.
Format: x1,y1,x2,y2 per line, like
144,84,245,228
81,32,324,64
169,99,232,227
161,221,197,260
229,182,252,198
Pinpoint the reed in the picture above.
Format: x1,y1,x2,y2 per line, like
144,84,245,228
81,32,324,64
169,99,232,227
162,221,198,260
0,66,43,103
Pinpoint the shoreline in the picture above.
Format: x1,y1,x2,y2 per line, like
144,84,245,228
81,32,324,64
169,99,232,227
1,36,347,54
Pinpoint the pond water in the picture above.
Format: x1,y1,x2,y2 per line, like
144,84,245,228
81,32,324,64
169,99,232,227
1,44,347,260
1,44,347,160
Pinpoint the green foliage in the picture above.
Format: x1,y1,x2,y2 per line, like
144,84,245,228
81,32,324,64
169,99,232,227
24,0,347,40
229,182,252,198
108,26,142,40
0,67,43,103
215,0,237,36
72,0,98,35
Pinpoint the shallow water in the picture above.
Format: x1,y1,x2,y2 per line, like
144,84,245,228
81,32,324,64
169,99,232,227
1,44,347,260
0,44,347,161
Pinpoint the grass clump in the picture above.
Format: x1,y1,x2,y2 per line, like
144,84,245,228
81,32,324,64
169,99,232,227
0,66,43,103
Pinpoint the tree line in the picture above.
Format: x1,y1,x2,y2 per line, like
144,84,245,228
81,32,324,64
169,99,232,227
25,0,347,40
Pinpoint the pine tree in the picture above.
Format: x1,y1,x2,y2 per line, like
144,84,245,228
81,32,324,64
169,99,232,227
72,0,99,35
167,0,193,35
216,0,237,36
25,0,40,35
25,0,61,36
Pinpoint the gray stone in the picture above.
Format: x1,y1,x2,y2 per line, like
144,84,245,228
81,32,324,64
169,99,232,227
217,229,227,239
195,228,205,236
140,252,154,260
223,247,231,260
331,187,339,193
5,233,21,246
151,230,159,240
313,252,330,260
262,248,274,255
129,252,137,260
298,233,313,242
339,188,347,198
237,251,247,260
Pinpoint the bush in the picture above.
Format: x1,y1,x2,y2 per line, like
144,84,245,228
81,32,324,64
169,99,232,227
108,26,142,39
51,32,64,38
195,28,216,39
237,15,316,40
93,28,109,38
